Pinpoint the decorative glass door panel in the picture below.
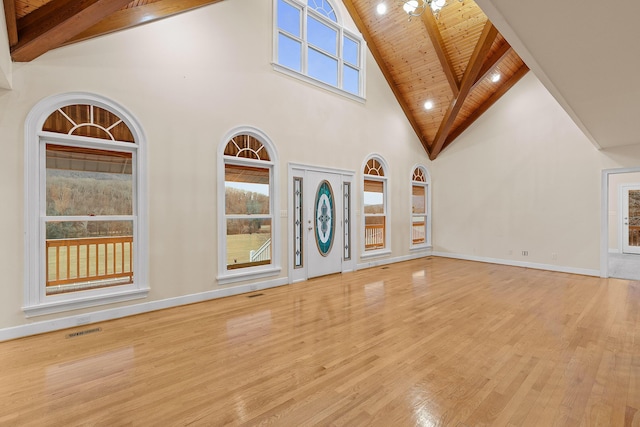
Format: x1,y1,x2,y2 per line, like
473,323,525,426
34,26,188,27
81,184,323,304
315,180,335,256
306,171,342,278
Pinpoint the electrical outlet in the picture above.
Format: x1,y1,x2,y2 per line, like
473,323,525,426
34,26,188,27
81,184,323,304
508,249,513,255
552,252,558,260
522,251,528,256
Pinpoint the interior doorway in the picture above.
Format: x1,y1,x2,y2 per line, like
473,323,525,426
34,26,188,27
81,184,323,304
602,168,640,279
289,164,355,282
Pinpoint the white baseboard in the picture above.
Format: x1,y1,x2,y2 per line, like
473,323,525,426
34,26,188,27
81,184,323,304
356,249,432,270
0,277,289,342
431,251,600,277
4,249,593,341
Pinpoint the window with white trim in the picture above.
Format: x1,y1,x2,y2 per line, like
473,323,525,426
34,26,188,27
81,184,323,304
411,165,431,248
274,0,365,98
218,129,280,284
363,156,389,254
25,94,148,316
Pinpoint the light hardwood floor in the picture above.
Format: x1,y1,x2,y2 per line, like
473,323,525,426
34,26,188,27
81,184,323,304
1,257,639,426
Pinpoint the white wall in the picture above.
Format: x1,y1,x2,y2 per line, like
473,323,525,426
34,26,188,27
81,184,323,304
0,0,431,334
432,73,640,273
4,0,640,338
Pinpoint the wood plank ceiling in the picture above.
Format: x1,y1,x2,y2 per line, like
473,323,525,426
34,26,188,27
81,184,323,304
2,0,528,159
343,0,528,159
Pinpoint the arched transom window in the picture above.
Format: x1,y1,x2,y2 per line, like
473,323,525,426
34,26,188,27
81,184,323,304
364,158,385,176
411,165,431,248
219,129,280,284
43,104,135,142
363,155,389,253
25,94,148,316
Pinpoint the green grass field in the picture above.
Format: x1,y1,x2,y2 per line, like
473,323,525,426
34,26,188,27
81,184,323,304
226,233,271,266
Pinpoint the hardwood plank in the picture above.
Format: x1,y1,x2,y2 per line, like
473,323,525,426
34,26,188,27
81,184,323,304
2,257,640,425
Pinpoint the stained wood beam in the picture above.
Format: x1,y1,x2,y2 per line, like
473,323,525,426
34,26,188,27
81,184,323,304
3,0,18,47
472,42,511,90
429,21,498,160
65,0,224,45
11,0,133,62
420,10,459,97
342,0,431,156
443,64,529,149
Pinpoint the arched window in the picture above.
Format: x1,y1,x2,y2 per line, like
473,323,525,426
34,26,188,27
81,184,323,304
363,155,390,255
218,128,280,284
274,0,365,98
24,93,148,316
411,165,431,248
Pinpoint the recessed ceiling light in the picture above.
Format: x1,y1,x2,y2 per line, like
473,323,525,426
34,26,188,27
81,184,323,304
424,100,434,110
491,73,501,83
376,3,387,14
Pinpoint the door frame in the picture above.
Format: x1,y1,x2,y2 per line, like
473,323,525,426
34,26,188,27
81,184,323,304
601,167,640,277
288,163,356,283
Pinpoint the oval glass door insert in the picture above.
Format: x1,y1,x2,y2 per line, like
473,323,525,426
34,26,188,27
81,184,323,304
315,180,335,256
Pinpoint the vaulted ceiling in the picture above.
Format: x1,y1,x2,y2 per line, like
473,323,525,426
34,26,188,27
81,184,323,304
342,0,527,159
2,0,528,159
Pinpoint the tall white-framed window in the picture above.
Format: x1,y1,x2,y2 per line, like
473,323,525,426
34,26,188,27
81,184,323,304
217,127,280,285
362,155,390,256
411,165,431,249
24,93,148,317
273,0,366,100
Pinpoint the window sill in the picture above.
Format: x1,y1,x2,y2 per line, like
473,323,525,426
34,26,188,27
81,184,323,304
217,266,282,286
23,287,149,317
360,248,392,259
272,63,366,104
410,244,432,252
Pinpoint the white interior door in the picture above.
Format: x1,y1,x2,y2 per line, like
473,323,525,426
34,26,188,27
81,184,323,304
622,184,640,254
306,171,343,278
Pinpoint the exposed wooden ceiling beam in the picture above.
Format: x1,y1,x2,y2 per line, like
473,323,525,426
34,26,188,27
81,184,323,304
442,64,529,149
429,21,498,160
65,0,224,45
420,10,459,97
342,0,431,156
11,0,133,62
3,0,18,47
472,42,511,90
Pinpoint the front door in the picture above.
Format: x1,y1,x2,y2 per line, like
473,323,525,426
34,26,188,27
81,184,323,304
306,171,343,278
622,184,640,254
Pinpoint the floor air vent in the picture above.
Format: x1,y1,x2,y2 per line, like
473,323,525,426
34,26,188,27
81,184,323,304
66,327,102,338
247,293,264,298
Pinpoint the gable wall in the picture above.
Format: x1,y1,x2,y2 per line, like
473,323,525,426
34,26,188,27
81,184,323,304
0,0,431,334
432,73,640,272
